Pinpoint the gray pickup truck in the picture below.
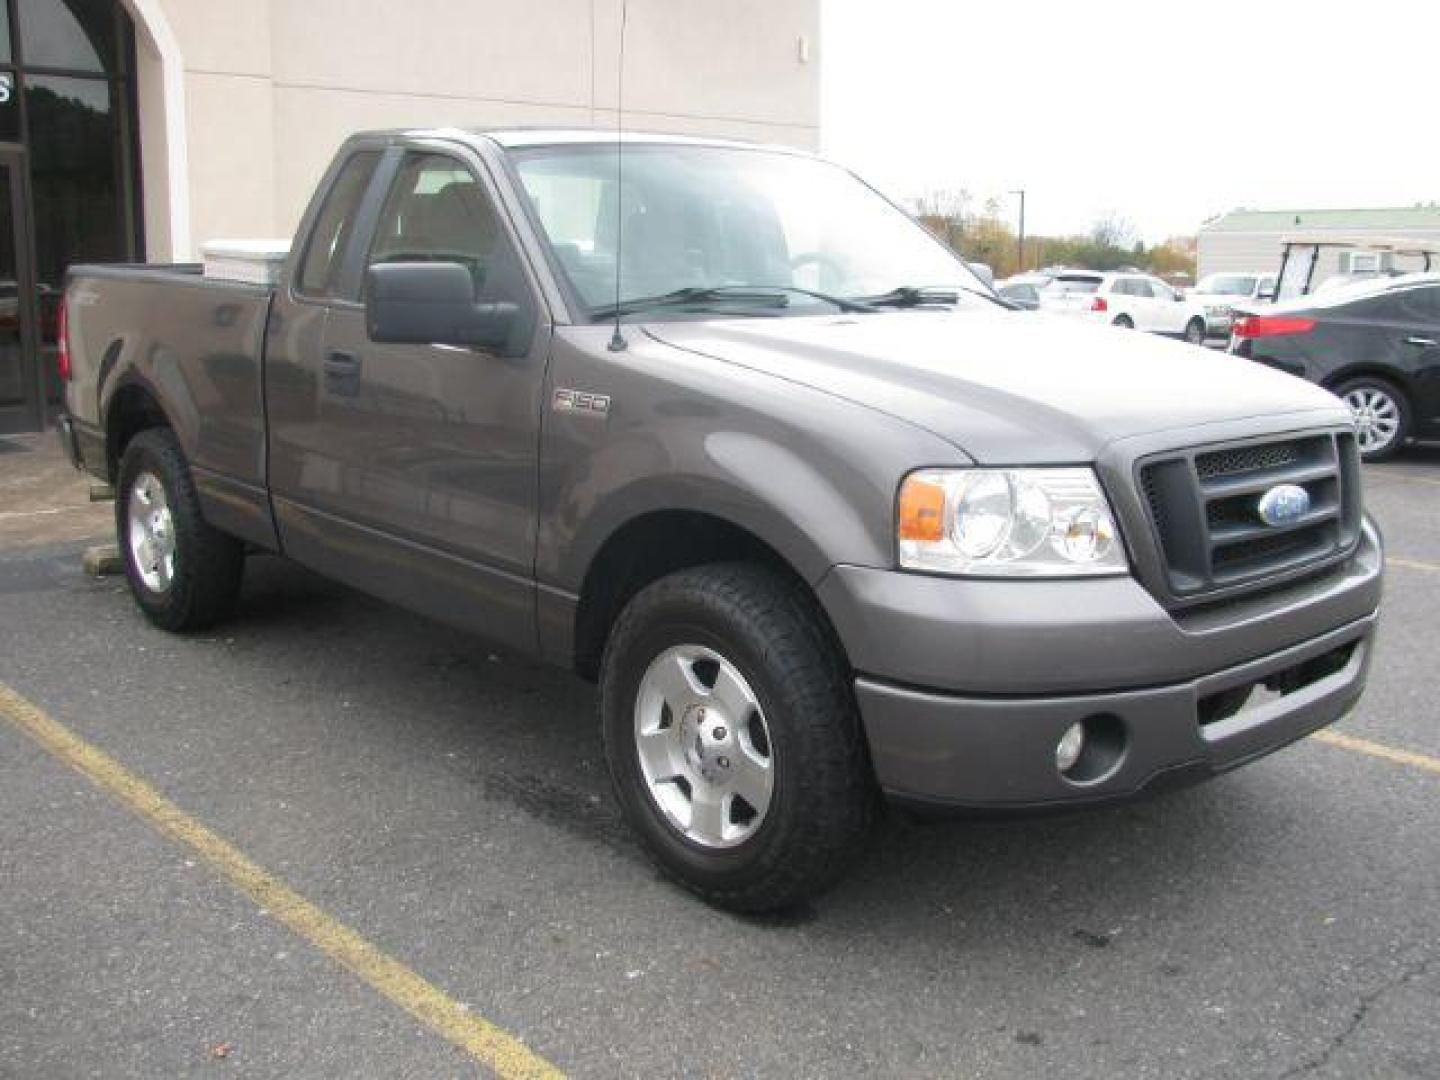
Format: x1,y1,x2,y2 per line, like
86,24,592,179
59,129,1382,912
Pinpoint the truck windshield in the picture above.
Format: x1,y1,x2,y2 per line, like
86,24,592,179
509,143,989,319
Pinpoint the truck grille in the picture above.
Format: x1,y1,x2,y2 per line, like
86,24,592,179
1137,431,1361,601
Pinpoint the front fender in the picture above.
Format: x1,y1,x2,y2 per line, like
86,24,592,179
554,437,882,593
536,328,965,595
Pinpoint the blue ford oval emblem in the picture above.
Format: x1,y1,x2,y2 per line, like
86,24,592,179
1256,484,1311,527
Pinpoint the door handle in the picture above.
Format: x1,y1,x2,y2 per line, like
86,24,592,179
323,350,361,396
1404,336,1438,347
324,350,361,375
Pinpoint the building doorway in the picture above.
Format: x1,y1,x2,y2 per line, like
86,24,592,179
0,148,40,431
0,0,141,434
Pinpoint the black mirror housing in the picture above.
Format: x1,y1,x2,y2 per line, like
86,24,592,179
365,261,518,349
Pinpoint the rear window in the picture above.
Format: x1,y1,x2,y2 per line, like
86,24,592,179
1197,274,1258,296
298,151,381,299
1044,276,1101,295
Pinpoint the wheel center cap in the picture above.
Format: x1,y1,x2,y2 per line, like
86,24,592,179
678,704,733,783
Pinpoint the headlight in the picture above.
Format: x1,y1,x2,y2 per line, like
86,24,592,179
897,468,1127,576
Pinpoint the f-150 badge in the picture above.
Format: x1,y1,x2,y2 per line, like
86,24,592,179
553,388,611,417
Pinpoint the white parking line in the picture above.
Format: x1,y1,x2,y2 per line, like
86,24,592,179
0,506,95,521
1364,470,1440,490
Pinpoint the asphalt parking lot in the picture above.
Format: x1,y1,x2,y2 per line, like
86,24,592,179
1,433,1437,1079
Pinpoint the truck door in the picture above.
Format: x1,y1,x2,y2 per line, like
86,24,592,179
269,145,549,655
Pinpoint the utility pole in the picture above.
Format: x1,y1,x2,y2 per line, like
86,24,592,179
1010,189,1026,272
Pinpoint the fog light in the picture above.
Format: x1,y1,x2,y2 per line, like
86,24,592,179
1056,721,1086,774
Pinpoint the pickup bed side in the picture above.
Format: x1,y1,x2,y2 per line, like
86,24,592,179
64,265,279,552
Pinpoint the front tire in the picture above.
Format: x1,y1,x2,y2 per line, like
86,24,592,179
1336,376,1411,461
117,427,245,632
600,563,874,912
1184,317,1207,346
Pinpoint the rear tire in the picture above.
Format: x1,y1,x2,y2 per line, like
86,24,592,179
1112,315,1134,329
599,562,874,913
1184,317,1207,346
116,427,245,632
1335,376,1411,462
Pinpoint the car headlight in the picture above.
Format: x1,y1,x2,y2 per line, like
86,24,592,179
897,468,1127,576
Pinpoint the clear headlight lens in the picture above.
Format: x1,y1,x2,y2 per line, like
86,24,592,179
898,468,1127,577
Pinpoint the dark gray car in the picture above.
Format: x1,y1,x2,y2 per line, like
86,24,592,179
58,130,1382,912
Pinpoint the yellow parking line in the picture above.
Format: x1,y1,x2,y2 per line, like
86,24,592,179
1387,556,1440,573
0,681,564,1080
1312,729,1440,777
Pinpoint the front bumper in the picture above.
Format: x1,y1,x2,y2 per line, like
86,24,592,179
821,521,1382,809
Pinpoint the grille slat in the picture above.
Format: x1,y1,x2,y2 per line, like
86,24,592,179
1198,460,1340,499
1138,432,1361,602
1209,505,1340,546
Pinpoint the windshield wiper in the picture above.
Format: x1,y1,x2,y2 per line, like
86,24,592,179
592,285,876,320
854,284,1002,309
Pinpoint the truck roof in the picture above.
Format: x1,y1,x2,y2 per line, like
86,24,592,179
351,126,814,156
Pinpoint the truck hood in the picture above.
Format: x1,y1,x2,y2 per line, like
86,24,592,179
645,308,1348,463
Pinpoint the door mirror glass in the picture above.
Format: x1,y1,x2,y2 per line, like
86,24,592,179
365,261,517,348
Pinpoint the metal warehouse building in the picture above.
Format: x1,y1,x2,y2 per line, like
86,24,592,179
1198,206,1440,285
0,0,819,433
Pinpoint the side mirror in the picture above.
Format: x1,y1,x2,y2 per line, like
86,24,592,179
967,261,995,288
365,261,517,349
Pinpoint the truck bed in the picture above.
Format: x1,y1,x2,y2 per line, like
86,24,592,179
64,262,278,545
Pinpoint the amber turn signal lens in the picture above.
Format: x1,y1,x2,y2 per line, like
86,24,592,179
898,476,946,543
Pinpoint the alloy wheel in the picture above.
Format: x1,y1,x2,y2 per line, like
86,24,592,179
633,644,774,849
1343,386,1401,455
127,471,177,593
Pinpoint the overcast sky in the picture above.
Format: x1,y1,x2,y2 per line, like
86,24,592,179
820,0,1440,242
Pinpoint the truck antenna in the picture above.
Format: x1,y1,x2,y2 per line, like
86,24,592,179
607,0,629,353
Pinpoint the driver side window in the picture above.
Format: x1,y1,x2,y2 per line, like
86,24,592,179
368,153,503,293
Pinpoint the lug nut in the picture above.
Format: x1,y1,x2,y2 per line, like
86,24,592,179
717,756,730,768
713,726,727,740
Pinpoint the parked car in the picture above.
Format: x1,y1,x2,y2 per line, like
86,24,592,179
1039,271,1210,344
1189,272,1276,338
996,272,1050,310
1230,272,1440,460
58,129,1381,912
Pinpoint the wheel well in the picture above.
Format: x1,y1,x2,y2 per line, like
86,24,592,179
105,385,170,480
572,510,824,681
1321,366,1409,398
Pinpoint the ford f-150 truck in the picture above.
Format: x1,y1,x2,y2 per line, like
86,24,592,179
58,129,1383,912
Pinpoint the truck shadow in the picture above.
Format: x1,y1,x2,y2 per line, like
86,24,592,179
229,553,1304,944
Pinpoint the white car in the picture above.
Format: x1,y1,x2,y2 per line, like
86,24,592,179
1039,271,1210,344
1189,272,1277,337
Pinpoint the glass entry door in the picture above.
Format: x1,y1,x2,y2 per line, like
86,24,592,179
0,148,40,434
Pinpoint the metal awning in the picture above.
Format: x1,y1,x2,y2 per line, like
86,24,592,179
1277,232,1440,255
